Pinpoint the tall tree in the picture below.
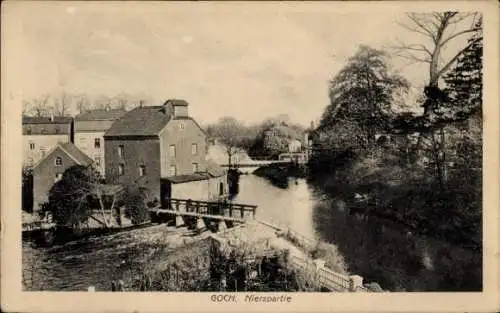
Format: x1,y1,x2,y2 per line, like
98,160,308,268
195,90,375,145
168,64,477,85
27,94,51,117
52,92,71,117
393,12,482,189
320,45,409,146
207,117,249,168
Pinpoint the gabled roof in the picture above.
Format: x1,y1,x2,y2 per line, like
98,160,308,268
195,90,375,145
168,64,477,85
165,99,188,106
33,142,93,170
206,159,226,177
75,108,127,121
23,116,73,124
104,106,172,137
164,173,212,184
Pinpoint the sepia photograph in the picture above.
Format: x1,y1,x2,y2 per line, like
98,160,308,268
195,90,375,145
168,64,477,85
1,1,499,312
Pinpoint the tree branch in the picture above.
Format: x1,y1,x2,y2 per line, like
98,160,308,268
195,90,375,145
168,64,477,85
405,13,437,42
439,28,481,47
393,52,432,64
396,21,435,39
436,37,480,78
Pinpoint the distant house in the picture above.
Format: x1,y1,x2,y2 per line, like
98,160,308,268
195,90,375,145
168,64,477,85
23,116,73,168
288,139,302,153
74,108,127,175
103,99,227,205
32,142,93,211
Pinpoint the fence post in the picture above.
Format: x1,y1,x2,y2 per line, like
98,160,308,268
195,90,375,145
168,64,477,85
349,275,363,292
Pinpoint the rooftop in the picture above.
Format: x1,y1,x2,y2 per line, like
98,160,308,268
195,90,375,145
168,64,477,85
22,116,73,124
75,108,127,121
33,142,93,170
104,106,171,137
58,142,94,166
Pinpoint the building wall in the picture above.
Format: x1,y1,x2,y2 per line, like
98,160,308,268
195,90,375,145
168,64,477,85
74,120,116,132
104,138,161,200
24,134,70,167
32,148,80,211
171,175,228,201
75,131,106,175
159,119,207,177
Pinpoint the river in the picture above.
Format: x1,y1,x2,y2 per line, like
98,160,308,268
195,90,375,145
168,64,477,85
23,174,481,292
233,175,482,292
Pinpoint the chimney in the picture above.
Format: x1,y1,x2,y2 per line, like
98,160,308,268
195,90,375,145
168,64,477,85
166,99,188,118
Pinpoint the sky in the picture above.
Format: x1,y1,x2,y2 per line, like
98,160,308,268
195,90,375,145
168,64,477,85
4,2,474,126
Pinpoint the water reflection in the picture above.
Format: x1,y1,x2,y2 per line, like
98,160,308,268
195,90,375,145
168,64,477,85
235,175,482,291
23,175,481,292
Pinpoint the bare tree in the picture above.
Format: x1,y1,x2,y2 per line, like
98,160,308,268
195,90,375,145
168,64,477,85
52,92,71,117
75,94,91,114
28,94,51,117
393,12,481,87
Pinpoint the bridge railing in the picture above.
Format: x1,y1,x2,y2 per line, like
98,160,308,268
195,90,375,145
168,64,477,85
165,198,257,219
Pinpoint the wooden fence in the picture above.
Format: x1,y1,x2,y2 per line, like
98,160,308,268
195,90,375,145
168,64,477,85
166,198,257,219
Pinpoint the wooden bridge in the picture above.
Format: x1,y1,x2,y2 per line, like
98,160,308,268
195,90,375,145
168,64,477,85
150,198,258,231
220,159,289,169
22,220,56,232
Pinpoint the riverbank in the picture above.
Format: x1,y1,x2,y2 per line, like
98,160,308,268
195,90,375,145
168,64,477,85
253,163,307,188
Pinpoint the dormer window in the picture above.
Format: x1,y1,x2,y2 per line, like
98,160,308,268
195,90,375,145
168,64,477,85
139,165,146,176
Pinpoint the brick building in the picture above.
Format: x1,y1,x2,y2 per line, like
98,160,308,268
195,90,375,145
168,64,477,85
74,108,127,175
32,142,93,211
104,99,227,205
22,116,73,167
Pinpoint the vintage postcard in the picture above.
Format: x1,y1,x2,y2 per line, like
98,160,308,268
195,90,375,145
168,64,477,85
1,1,499,312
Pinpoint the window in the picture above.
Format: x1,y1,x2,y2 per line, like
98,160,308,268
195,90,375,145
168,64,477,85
118,163,125,176
55,126,60,134
118,145,124,158
191,143,198,155
94,155,101,166
94,138,101,149
55,156,63,166
169,165,176,176
169,145,176,157
180,122,185,130
139,165,146,176
29,142,35,150
40,146,46,157
192,163,198,173
26,127,32,135
40,128,46,134
54,173,63,182
27,157,33,165
79,137,88,149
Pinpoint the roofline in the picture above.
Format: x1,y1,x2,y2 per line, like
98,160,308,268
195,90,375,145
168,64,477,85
104,135,160,140
58,144,93,166
32,143,91,171
75,118,122,121
159,116,207,137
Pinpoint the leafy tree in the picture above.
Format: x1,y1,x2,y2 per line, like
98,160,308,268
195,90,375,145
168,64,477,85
46,165,122,230
47,165,99,230
206,117,251,167
314,45,409,171
321,45,409,144
120,183,150,225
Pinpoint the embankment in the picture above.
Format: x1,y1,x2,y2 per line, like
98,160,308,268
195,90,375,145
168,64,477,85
253,163,307,188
